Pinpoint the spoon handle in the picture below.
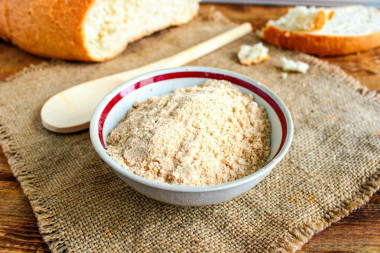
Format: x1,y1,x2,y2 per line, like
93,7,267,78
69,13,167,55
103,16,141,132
41,22,252,133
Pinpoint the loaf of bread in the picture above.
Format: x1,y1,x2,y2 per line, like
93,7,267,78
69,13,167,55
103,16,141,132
0,0,199,62
259,6,380,56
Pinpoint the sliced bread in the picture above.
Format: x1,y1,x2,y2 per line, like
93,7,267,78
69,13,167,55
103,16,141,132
281,57,309,74
0,0,199,62
259,5,380,56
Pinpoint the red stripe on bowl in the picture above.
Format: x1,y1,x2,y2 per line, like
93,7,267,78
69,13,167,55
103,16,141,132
98,71,288,160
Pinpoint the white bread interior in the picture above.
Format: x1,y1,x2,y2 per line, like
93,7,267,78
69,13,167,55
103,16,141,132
83,0,199,61
268,5,380,36
260,5,380,56
313,6,380,36
237,43,269,65
281,57,309,74
268,6,333,32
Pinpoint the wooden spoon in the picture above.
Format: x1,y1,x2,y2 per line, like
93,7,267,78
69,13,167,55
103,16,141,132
41,23,252,133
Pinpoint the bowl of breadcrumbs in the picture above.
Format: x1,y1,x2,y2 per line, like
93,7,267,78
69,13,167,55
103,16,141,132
90,67,293,206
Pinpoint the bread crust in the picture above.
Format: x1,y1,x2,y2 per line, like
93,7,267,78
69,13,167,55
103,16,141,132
0,0,95,61
261,24,380,56
311,10,334,31
0,0,198,62
0,0,10,41
240,55,269,65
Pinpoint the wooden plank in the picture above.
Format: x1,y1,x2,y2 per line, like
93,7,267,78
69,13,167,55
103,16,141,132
0,149,49,252
0,44,44,81
300,192,380,252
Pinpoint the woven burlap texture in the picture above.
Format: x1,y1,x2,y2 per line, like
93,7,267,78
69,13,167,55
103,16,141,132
0,12,379,253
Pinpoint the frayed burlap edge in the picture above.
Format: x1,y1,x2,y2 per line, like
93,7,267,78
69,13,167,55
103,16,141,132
299,54,380,101
0,122,68,252
0,38,379,253
3,60,61,82
268,170,379,253
267,54,380,253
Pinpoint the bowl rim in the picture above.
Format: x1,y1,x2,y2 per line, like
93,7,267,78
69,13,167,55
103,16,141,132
90,66,293,192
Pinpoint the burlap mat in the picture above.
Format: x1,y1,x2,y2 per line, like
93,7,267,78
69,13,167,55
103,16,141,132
0,12,379,253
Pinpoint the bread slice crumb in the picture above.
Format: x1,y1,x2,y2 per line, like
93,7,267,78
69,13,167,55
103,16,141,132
269,6,334,32
281,57,309,74
281,72,288,79
238,43,269,65
260,6,380,56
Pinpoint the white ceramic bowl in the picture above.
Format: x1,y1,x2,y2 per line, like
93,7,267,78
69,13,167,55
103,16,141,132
90,67,293,206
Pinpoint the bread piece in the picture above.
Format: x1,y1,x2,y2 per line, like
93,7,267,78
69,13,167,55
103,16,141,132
260,6,380,56
281,57,309,74
0,0,199,62
238,42,269,65
281,72,288,79
268,6,334,32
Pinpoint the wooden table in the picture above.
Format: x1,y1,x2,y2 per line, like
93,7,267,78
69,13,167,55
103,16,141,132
0,4,379,252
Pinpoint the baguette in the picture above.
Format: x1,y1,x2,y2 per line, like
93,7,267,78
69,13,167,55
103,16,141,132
0,0,199,62
259,6,380,56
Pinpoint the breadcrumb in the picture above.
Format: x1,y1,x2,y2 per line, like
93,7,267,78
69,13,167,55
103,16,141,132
106,80,271,186
281,57,309,74
238,43,269,65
